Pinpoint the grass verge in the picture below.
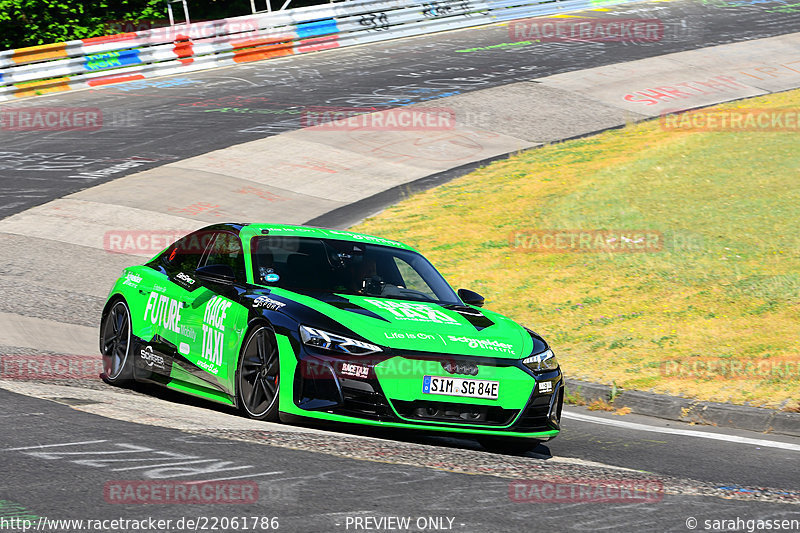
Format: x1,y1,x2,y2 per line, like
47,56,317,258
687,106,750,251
352,90,800,410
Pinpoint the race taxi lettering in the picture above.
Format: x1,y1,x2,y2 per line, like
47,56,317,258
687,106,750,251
144,292,182,333
201,296,233,367
364,299,460,324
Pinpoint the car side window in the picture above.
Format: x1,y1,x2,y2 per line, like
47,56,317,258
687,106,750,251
202,232,246,283
161,229,216,274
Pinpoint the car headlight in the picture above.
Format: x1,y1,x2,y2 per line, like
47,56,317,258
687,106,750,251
299,325,382,356
523,349,559,372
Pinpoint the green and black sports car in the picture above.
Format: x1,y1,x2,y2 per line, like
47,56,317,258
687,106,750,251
100,223,563,447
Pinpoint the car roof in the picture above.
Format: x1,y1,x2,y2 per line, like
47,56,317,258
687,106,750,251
213,223,415,251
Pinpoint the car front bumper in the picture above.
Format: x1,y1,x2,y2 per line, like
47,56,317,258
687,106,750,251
277,333,563,439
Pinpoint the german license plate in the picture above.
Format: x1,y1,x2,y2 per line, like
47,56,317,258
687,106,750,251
422,375,499,400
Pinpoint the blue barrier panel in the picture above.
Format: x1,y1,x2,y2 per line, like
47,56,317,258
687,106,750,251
296,18,339,39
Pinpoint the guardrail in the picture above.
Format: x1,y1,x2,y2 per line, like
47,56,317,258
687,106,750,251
0,0,633,102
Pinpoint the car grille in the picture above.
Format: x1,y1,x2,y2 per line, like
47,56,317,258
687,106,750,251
333,381,394,421
514,386,563,432
392,400,518,426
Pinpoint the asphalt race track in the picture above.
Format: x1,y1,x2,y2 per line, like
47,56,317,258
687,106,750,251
1,0,799,217
2,386,799,532
0,0,799,531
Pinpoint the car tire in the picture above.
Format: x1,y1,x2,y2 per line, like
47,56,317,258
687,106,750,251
477,436,541,455
100,299,134,385
236,324,280,421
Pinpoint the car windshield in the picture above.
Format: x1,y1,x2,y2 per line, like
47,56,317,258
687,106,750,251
251,236,461,304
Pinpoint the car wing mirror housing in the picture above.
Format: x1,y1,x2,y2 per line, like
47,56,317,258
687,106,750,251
457,288,485,307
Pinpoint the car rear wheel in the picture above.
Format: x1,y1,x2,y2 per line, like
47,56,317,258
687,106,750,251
100,299,133,385
237,325,280,421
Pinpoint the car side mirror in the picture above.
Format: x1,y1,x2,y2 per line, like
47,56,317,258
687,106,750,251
458,288,485,307
195,264,236,286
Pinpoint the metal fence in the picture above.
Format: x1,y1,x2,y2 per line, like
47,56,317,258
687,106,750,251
0,0,633,102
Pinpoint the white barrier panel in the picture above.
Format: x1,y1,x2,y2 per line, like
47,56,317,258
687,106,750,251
0,0,636,102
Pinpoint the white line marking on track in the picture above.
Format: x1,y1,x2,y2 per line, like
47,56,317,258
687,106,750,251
563,411,800,452
112,459,218,471
186,471,284,483
2,439,107,451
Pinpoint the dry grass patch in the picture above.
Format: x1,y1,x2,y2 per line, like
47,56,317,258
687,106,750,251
353,90,800,410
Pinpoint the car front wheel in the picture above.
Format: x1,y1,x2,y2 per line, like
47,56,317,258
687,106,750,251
237,325,280,421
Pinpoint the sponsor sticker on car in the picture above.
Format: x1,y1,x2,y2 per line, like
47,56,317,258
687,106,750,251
422,375,499,400
253,295,286,310
341,363,369,379
364,299,461,325
139,345,166,371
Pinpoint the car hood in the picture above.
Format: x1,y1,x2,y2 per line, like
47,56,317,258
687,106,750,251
275,290,533,360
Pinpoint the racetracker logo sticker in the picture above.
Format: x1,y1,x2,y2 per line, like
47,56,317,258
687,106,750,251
301,107,456,131
509,478,664,503
509,18,664,42
0,108,103,131
104,480,258,504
